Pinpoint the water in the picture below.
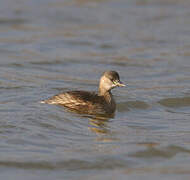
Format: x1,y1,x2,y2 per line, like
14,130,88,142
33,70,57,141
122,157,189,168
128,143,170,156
0,0,190,179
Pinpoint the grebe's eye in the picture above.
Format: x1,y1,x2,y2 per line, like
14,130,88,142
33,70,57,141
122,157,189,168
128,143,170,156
110,78,114,82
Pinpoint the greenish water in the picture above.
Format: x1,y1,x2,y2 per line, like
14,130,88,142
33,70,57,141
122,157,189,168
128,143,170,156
0,0,190,179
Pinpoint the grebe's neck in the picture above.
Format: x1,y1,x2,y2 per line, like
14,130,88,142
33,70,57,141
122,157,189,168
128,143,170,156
98,86,113,103
98,86,116,113
98,76,116,109
98,87,110,96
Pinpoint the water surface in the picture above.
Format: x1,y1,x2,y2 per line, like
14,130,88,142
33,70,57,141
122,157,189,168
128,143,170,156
0,0,190,179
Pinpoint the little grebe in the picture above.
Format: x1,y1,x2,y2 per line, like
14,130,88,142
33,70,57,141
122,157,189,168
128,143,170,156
41,71,125,115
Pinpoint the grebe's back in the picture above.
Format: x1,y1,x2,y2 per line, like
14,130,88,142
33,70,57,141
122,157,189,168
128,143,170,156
41,90,115,114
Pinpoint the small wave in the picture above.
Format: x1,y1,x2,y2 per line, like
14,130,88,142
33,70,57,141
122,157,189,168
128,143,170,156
158,97,190,108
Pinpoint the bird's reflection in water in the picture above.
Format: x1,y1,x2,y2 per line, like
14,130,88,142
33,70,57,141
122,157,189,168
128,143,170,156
88,114,113,134
87,113,120,143
63,107,114,135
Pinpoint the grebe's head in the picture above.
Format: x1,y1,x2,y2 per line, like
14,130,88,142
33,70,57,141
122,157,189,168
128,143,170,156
99,71,125,94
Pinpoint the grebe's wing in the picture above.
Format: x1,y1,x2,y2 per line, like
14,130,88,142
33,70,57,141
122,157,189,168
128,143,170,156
41,91,98,105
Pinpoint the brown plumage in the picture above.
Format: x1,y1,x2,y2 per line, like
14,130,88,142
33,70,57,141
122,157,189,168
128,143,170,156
41,71,125,115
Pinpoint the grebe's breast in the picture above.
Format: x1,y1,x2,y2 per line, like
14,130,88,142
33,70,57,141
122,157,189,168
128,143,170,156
43,91,116,115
